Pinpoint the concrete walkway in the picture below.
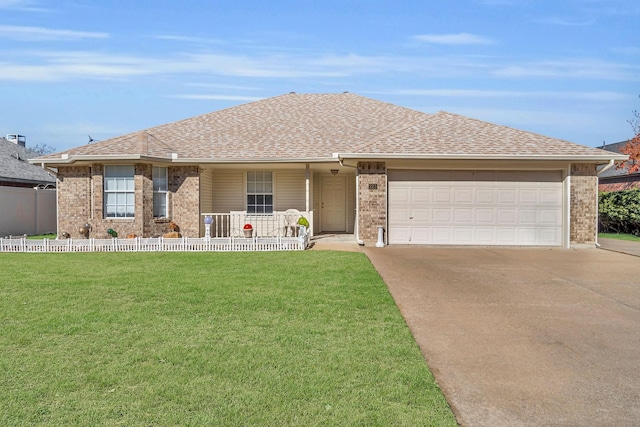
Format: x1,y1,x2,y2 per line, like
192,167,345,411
364,246,640,426
308,234,363,252
598,237,640,257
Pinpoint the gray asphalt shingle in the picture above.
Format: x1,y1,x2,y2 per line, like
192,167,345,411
0,138,56,185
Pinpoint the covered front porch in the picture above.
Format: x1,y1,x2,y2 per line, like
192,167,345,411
197,163,356,238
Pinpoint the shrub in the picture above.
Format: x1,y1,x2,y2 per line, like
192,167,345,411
599,189,640,236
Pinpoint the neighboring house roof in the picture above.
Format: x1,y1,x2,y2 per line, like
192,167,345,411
0,137,56,186
32,92,625,165
598,140,638,179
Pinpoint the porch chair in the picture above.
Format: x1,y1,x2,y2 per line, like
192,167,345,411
283,209,301,237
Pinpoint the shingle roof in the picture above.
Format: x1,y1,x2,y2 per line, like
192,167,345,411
0,138,56,185
34,92,623,164
599,140,638,178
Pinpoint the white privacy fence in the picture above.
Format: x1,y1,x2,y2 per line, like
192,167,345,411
0,187,56,237
0,233,309,253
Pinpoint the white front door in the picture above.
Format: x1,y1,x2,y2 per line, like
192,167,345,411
321,175,347,232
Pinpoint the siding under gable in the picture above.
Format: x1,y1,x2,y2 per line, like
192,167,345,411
212,170,244,212
275,169,306,211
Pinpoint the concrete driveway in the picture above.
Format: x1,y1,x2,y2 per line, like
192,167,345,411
364,247,640,426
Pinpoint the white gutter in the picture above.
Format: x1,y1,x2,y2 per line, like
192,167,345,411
337,153,628,162
30,155,340,166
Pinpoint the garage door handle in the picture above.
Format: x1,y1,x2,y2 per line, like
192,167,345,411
409,216,413,219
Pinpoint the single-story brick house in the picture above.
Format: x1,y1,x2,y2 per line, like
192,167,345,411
32,92,626,247
598,140,640,192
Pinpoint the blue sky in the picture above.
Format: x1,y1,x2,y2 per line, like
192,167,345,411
1,0,638,152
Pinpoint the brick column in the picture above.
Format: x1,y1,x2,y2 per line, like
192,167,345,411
171,166,200,237
56,166,91,238
357,162,387,244
570,163,598,246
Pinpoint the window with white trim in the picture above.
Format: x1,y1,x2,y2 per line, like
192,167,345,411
104,165,135,218
247,171,273,214
153,166,168,218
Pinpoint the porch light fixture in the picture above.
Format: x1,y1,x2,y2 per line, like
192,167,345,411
330,169,339,175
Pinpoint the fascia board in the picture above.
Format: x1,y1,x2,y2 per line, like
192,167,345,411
336,153,629,163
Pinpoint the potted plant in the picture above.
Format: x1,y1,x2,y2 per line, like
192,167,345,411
243,223,253,238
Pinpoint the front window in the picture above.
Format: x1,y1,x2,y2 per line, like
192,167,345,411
153,166,168,218
247,171,273,214
104,165,134,218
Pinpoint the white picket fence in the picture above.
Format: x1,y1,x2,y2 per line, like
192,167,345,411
0,234,309,253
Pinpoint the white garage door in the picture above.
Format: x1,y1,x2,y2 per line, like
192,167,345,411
388,170,564,246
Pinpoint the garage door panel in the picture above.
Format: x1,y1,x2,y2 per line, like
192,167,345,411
433,208,453,222
412,208,431,222
496,228,517,244
518,189,538,204
389,170,563,246
410,227,431,244
476,189,496,204
454,228,474,243
388,226,411,244
518,228,537,244
433,189,452,203
389,206,411,222
411,187,431,203
497,209,517,224
389,187,410,203
475,228,496,243
539,209,562,225
497,189,517,204
454,188,474,203
476,208,496,223
433,227,454,243
454,208,474,223
519,209,537,224
539,228,561,245
540,189,563,204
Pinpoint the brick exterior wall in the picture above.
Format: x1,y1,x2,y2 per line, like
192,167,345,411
57,166,91,237
570,163,598,246
56,164,201,239
598,175,640,192
357,162,387,244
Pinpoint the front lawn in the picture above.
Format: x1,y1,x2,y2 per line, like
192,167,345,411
599,233,640,242
0,251,455,426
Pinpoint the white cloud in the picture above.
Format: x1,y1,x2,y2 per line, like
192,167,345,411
0,25,109,41
0,0,47,11
152,35,225,45
412,33,495,45
170,94,263,101
371,89,629,102
493,59,640,80
533,16,595,26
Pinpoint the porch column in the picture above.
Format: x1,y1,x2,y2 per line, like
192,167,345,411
305,163,313,236
357,162,387,244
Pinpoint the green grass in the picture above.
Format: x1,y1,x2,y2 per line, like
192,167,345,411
26,234,57,240
0,252,455,426
599,233,640,242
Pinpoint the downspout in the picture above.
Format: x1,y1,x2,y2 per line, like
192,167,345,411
338,157,364,245
597,159,615,176
594,159,615,248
